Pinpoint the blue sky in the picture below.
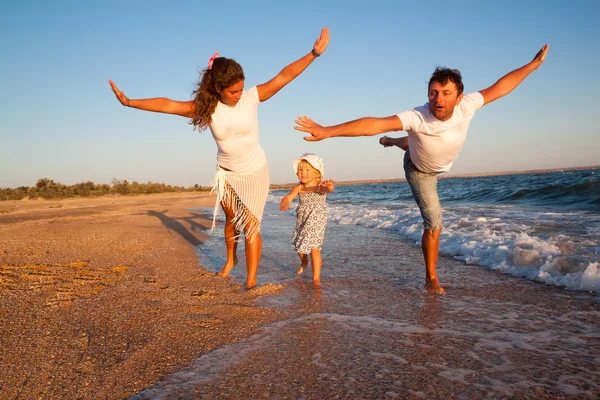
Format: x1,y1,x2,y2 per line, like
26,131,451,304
1,1,599,188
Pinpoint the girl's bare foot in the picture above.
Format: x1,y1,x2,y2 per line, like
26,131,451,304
313,279,321,286
218,257,238,277
296,259,308,275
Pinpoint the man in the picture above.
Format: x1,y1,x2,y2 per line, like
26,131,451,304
293,44,549,294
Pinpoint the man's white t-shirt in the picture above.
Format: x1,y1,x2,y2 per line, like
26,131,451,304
208,86,266,172
397,92,484,173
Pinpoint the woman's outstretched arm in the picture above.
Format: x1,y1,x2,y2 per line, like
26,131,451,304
257,27,330,102
108,80,195,118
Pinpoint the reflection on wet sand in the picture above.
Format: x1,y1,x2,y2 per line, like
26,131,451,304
134,204,600,399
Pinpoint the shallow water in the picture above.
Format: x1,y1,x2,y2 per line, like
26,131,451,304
132,202,600,399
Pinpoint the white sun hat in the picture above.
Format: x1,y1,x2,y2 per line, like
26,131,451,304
293,153,324,177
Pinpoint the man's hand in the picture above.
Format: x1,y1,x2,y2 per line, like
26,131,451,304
532,44,549,68
379,136,394,147
294,116,328,142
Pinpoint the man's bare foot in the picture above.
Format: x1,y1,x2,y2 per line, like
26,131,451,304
312,279,321,286
218,257,238,277
425,277,445,294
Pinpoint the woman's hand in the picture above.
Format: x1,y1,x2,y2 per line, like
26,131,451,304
280,197,290,211
108,80,130,107
312,27,330,56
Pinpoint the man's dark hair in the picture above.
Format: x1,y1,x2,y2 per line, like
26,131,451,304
428,67,464,95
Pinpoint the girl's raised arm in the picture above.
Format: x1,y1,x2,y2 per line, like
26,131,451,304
319,179,335,193
257,27,330,103
108,80,195,118
280,185,301,211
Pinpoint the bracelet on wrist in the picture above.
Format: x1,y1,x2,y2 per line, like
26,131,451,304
311,49,320,58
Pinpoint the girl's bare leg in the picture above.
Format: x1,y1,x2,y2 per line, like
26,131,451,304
218,202,238,277
297,253,309,274
310,249,322,285
243,220,261,289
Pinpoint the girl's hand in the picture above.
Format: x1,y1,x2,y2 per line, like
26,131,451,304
108,79,130,107
280,197,290,211
320,179,335,192
312,27,330,57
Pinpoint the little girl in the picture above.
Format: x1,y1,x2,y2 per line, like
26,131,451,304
280,153,335,285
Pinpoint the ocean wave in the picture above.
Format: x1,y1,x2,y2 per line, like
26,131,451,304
266,189,600,294
270,169,600,212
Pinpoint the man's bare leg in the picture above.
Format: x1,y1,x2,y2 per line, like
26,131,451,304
297,253,309,274
310,249,322,286
244,221,261,289
422,228,445,294
218,205,238,277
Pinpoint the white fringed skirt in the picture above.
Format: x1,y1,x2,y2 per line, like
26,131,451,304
210,161,270,242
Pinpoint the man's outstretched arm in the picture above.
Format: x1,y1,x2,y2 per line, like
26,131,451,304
294,115,403,142
479,44,549,106
379,136,408,150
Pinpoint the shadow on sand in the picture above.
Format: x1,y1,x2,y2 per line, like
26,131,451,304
147,209,212,247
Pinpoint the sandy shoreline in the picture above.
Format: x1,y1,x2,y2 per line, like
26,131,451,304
0,192,285,399
2,171,599,399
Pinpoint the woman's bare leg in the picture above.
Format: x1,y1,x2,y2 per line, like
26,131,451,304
243,220,261,289
310,249,322,286
218,202,238,277
297,253,309,274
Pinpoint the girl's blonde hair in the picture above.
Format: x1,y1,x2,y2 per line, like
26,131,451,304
297,159,322,180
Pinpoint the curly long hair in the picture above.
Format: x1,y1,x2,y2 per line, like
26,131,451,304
428,67,464,95
190,57,245,131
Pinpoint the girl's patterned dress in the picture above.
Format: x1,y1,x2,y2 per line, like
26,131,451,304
293,191,327,254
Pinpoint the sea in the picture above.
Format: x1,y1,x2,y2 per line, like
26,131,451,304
133,168,600,399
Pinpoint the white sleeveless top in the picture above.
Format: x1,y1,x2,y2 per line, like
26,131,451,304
208,86,266,172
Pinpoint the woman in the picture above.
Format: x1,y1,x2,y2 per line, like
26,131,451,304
109,28,330,289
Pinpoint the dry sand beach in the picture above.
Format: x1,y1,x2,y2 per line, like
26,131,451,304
2,184,599,399
0,193,284,399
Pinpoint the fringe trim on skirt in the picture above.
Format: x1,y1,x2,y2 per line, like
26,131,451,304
210,162,269,243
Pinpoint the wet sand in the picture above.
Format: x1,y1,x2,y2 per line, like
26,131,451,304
0,193,284,399
2,192,599,399
134,212,600,400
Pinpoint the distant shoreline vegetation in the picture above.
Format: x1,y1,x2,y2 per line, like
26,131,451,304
2,166,597,201
0,178,212,201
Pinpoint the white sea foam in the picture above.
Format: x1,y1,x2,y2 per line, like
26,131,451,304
267,193,600,293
